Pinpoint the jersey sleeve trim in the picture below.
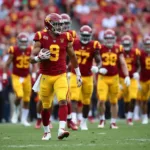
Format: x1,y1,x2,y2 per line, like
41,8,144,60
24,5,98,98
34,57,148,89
8,46,14,54
37,32,42,40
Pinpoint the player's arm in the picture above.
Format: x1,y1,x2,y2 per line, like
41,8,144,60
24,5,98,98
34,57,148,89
66,42,79,69
3,54,13,73
119,53,130,86
66,42,82,87
30,41,41,64
119,53,129,76
94,49,101,67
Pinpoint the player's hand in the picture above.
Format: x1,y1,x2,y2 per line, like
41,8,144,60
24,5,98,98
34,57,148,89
2,73,8,87
76,75,82,87
133,72,140,80
38,48,50,60
91,66,98,73
99,68,108,75
124,76,130,86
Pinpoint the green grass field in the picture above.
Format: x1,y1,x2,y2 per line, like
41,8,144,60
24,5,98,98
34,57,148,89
0,120,150,150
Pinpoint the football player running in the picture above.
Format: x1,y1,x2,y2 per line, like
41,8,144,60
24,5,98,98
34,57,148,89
34,13,78,130
139,35,150,124
119,35,141,125
70,25,101,130
30,13,82,140
61,13,78,130
3,32,32,126
92,29,130,129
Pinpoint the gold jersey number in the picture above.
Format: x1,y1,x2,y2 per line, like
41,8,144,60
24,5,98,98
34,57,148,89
16,56,30,68
102,53,117,66
75,51,90,64
49,44,60,61
145,57,150,70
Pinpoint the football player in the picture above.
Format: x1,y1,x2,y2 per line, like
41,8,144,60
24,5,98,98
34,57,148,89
139,35,150,124
92,29,130,129
3,32,32,126
119,35,141,125
35,13,78,130
61,13,76,39
30,13,82,140
70,25,101,130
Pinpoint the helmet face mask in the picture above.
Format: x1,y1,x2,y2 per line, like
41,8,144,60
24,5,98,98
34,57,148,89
143,36,150,52
121,35,132,51
103,29,116,48
80,25,92,44
44,13,63,35
17,33,29,50
80,33,92,44
60,13,71,32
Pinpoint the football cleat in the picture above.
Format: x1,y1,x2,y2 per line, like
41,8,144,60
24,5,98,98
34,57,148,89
67,120,78,130
80,120,88,130
110,123,119,129
127,119,134,126
58,129,70,140
98,120,105,128
88,116,95,123
42,132,51,140
21,120,31,127
142,118,148,125
35,119,42,129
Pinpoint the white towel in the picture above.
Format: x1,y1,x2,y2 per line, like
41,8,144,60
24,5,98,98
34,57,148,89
32,74,42,92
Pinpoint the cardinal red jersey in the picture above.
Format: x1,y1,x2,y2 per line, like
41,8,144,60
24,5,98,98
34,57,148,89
140,50,150,81
119,48,140,78
34,29,73,76
100,44,123,76
71,39,101,76
8,46,32,77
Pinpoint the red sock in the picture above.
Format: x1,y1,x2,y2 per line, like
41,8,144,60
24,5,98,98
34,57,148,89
58,105,68,121
78,101,83,107
67,101,72,115
41,110,50,126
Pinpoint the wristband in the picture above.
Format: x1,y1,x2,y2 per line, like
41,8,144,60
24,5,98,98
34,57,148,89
2,73,7,79
74,67,81,76
34,56,40,62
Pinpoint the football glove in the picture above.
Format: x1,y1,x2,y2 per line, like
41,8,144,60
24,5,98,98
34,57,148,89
124,76,130,86
99,68,108,75
91,66,98,73
133,72,140,80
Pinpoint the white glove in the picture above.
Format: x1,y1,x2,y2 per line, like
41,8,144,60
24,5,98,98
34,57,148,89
2,73,7,80
91,66,98,73
38,48,50,60
133,72,140,80
99,68,108,75
124,76,130,86
76,75,82,87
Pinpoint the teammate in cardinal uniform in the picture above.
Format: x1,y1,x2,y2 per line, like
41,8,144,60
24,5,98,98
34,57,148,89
61,13,77,39
3,32,32,126
70,25,101,130
119,35,141,125
92,29,130,129
30,13,82,140
139,35,150,124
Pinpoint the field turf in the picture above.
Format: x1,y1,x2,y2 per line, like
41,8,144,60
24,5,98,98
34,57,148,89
0,120,150,150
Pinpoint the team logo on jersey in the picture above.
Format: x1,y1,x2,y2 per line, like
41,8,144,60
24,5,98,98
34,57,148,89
60,39,64,43
43,36,48,40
